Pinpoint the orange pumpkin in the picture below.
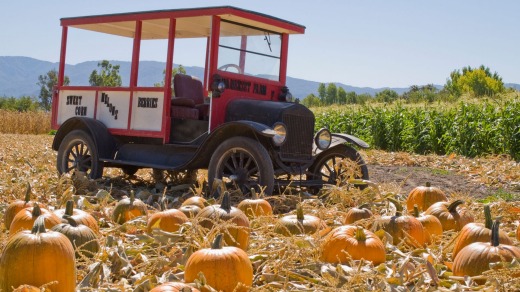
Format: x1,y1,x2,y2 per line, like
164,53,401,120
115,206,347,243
452,205,512,259
112,191,148,224
406,182,448,212
147,208,189,234
184,234,253,292
237,189,273,218
181,196,208,209
0,216,76,292
197,192,250,250
453,220,520,283
9,204,61,236
343,204,373,224
54,199,99,233
424,200,474,231
321,225,386,265
373,198,425,248
3,183,37,229
412,205,443,244
179,205,201,218
51,215,100,259
274,204,327,236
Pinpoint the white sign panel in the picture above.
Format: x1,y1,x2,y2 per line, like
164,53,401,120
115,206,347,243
97,91,130,129
130,91,164,131
57,90,96,124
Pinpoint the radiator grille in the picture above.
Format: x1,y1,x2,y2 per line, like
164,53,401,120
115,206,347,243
281,113,314,161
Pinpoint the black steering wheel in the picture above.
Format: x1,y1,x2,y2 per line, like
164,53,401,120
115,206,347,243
218,64,243,74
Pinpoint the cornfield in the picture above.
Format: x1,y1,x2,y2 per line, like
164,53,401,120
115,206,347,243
0,110,51,134
315,96,520,161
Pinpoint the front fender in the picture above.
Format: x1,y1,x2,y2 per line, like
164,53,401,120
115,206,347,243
52,117,116,159
313,133,369,155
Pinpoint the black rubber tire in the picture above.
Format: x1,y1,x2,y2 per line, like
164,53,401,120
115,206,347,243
308,145,369,191
56,129,104,179
208,137,274,196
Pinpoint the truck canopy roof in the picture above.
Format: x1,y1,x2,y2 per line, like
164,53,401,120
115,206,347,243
61,6,306,39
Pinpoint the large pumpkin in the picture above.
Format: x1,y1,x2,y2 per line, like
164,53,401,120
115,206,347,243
181,196,208,209
0,216,76,292
274,204,327,236
452,205,512,259
237,189,273,218
197,192,250,250
3,183,37,229
373,198,425,248
54,199,99,233
112,191,149,224
147,208,189,234
320,225,386,265
150,282,200,292
9,204,61,236
453,220,520,283
406,182,448,212
184,234,253,292
412,205,443,244
51,215,100,259
424,200,474,231
343,205,373,224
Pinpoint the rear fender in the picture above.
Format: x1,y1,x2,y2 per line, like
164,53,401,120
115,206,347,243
52,117,116,160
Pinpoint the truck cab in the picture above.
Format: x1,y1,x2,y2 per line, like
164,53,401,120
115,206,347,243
51,6,369,195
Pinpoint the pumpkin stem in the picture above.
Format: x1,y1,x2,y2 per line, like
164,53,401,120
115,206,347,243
212,233,224,249
425,182,431,188
296,204,305,221
63,215,79,227
448,200,464,213
65,200,74,216
387,197,403,216
220,191,231,213
130,190,135,204
484,205,492,229
491,220,500,247
24,182,32,203
31,216,46,234
31,203,42,217
355,226,366,241
413,205,420,217
251,188,258,200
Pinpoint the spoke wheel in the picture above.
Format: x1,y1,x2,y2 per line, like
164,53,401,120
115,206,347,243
57,130,104,179
308,145,368,192
208,137,274,196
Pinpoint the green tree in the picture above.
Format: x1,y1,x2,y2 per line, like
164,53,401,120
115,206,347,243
317,83,326,104
337,87,347,104
325,83,337,105
89,60,122,87
445,65,505,98
154,64,187,89
302,93,321,107
375,89,399,103
346,91,357,104
37,69,70,111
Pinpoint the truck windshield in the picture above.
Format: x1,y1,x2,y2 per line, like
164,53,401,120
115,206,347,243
218,20,281,81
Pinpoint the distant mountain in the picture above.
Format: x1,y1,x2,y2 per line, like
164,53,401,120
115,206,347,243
1,56,518,98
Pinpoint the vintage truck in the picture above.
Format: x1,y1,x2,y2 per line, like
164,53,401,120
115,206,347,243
51,6,369,195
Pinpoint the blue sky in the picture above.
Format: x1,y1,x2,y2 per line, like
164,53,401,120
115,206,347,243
1,0,519,88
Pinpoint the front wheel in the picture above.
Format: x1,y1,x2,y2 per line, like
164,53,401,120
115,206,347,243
208,137,274,196
56,130,104,179
307,145,368,191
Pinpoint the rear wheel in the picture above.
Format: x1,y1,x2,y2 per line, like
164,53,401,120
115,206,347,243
307,145,368,192
208,137,274,196
57,130,104,179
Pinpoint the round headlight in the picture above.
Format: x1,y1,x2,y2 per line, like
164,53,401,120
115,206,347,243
272,123,287,146
315,128,332,150
217,81,226,92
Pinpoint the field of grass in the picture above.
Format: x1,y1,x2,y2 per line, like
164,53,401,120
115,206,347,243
1,134,520,290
